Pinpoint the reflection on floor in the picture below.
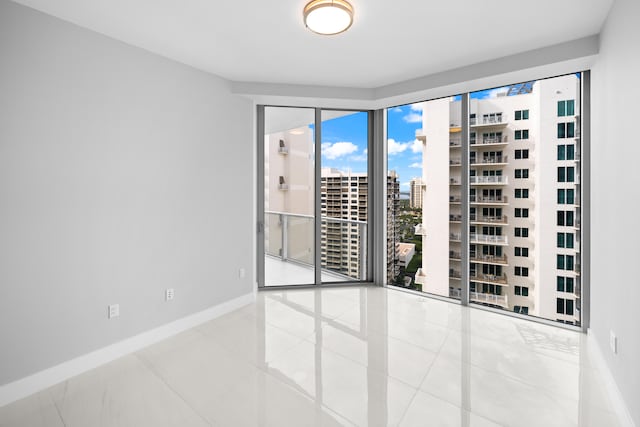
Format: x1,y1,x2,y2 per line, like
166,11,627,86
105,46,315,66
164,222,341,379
0,286,622,426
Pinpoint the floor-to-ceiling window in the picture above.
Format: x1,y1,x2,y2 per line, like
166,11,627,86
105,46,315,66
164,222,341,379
385,73,584,327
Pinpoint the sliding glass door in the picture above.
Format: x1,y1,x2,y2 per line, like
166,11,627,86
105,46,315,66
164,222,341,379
258,107,371,287
261,107,316,286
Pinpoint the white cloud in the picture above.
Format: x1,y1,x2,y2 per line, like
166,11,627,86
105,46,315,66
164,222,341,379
390,107,402,113
401,182,411,189
348,148,368,162
410,102,425,112
410,139,423,153
409,162,422,169
403,113,422,123
387,138,410,155
321,141,358,160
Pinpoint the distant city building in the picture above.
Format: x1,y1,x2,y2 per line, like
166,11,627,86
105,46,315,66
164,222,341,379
321,168,400,282
396,242,416,268
409,178,424,209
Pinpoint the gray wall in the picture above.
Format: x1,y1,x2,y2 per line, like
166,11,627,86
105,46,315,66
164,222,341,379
592,0,640,424
0,1,254,385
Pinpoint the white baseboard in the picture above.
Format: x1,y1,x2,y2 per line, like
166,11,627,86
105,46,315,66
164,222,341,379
587,329,637,427
0,292,255,408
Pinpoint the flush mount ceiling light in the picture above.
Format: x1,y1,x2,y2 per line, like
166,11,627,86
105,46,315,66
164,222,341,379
303,0,354,35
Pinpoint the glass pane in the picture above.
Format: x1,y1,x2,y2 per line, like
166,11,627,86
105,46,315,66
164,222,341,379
557,100,566,117
470,74,581,326
557,123,566,138
264,107,315,286
320,110,369,282
386,97,462,299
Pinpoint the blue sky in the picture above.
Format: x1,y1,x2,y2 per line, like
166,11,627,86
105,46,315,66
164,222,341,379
319,106,424,190
318,83,534,191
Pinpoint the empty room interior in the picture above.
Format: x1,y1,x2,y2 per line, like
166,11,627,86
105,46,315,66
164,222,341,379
1,0,639,426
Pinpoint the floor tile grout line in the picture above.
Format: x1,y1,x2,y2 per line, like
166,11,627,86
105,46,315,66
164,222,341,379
133,353,215,427
395,387,421,427
50,396,68,427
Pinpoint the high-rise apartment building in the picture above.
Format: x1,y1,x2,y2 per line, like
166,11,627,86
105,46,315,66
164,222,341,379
409,177,424,209
321,168,400,282
414,76,581,325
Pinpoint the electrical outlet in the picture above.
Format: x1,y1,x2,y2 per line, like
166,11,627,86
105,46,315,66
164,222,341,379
165,288,175,301
239,268,246,279
108,304,120,319
610,331,617,354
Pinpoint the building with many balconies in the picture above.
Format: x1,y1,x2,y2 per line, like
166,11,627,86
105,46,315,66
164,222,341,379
414,76,581,325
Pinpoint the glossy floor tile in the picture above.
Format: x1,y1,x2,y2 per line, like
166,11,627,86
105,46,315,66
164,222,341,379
0,286,623,426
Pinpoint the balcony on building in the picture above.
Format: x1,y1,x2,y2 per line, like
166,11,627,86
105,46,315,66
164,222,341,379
470,233,508,246
470,155,508,166
449,250,462,260
470,253,508,265
469,272,508,285
449,233,462,242
470,135,509,147
470,214,508,225
470,114,507,128
449,287,509,308
414,268,426,285
450,139,461,148
449,214,462,223
450,158,462,167
450,178,461,185
415,129,426,143
449,195,462,204
470,195,508,205
265,211,367,284
470,175,508,185
449,269,462,280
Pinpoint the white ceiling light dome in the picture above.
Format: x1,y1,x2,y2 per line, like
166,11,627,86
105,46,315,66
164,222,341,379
303,0,354,35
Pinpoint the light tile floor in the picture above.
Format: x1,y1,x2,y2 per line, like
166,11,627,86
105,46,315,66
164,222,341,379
0,286,622,426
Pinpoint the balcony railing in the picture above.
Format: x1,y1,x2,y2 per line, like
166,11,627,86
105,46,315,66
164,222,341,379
449,288,508,306
470,175,508,185
449,251,462,260
450,158,462,166
450,233,461,241
470,214,508,224
471,156,508,165
470,233,508,245
470,195,508,204
450,140,461,147
470,254,508,265
449,196,462,203
470,272,508,285
265,211,367,281
449,214,462,222
472,136,509,145
449,270,462,279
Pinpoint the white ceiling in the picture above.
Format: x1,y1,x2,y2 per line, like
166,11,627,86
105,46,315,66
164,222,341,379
12,0,614,88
